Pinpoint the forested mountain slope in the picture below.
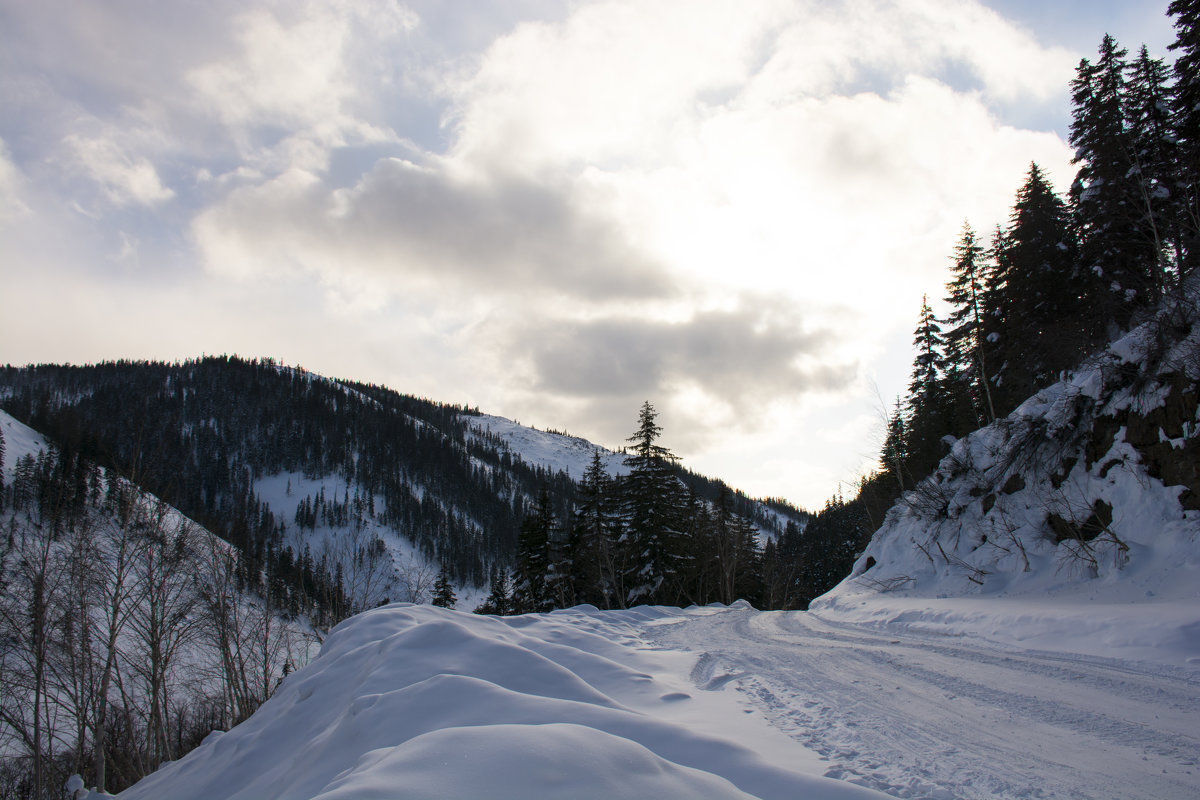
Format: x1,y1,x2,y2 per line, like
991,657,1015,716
0,358,806,612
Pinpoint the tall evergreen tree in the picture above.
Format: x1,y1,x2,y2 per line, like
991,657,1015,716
621,402,685,606
571,449,623,608
904,295,950,478
943,222,995,426
1127,44,1184,277
880,398,908,492
1070,35,1162,326
987,164,1080,413
475,565,513,616
513,488,555,613
544,515,576,610
1168,0,1200,272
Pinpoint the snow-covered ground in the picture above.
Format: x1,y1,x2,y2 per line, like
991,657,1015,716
465,413,629,480
113,597,1199,800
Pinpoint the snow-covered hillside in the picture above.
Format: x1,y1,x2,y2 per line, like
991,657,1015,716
1,410,318,796
812,285,1200,657
465,413,629,480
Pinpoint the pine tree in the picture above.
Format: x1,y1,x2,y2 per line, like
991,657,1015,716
431,563,456,608
475,565,513,616
1070,35,1162,326
571,449,623,608
621,401,686,606
512,488,554,613
880,398,908,492
943,222,995,426
1168,0,1200,272
544,505,576,610
904,296,949,479
987,164,1080,413
1126,44,1184,277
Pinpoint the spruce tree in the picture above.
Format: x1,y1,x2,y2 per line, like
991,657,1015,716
987,164,1080,413
431,563,456,608
544,514,576,610
512,488,554,613
1169,0,1200,272
905,296,949,479
943,222,995,426
880,398,908,492
475,565,513,615
571,449,623,608
1070,35,1161,326
1127,44,1184,277
621,401,685,606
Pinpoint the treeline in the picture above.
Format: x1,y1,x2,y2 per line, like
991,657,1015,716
776,4,1200,606
0,429,311,798
476,402,804,613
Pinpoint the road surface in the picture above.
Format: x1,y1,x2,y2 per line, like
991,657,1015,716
646,607,1200,799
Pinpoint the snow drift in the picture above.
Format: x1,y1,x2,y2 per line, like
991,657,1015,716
116,603,884,800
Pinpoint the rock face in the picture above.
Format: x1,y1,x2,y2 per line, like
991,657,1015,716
1088,372,1200,510
819,282,1200,603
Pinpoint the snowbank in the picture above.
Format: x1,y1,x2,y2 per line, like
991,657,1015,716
118,604,887,800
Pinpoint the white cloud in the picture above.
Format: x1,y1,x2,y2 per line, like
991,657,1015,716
191,157,674,307
62,134,175,207
183,3,415,172
0,139,30,221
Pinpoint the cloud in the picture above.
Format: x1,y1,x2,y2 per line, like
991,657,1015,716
63,134,175,207
184,2,415,170
0,139,30,221
505,300,855,414
192,156,675,305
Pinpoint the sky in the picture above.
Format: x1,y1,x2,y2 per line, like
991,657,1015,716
0,0,1180,510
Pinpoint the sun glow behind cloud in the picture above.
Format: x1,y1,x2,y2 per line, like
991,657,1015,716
0,0,1172,507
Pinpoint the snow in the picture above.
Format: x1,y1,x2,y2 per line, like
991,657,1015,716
1,409,50,472
465,413,628,479
115,599,1199,800
117,603,886,800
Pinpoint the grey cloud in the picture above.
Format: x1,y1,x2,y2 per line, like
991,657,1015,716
200,156,674,301
511,304,856,411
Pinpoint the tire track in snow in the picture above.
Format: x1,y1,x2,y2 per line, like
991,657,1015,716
647,607,1200,800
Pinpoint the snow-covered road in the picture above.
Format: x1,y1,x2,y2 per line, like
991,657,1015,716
647,606,1200,800
114,602,1199,800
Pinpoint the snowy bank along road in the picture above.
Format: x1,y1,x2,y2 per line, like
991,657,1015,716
116,601,1199,800
646,604,1200,800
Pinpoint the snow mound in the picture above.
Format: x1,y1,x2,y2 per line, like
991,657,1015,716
118,604,886,800
315,723,757,800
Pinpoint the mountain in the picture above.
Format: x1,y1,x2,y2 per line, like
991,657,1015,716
0,357,807,613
